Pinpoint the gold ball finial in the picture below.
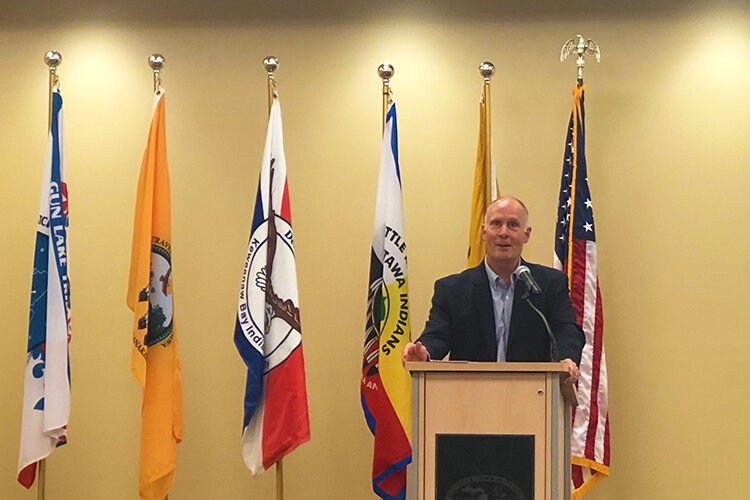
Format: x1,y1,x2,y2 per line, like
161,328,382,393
479,61,495,79
378,62,394,81
148,54,166,71
44,51,62,70
263,56,279,74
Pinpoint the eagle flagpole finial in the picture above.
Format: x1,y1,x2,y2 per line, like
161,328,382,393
561,34,600,83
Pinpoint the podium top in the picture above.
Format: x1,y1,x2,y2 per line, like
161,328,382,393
406,361,579,406
404,361,569,373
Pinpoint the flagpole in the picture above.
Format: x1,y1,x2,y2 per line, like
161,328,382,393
36,459,46,500
148,53,166,94
560,34,600,278
44,50,61,131
263,56,278,115
479,61,494,202
262,55,284,500
147,53,169,500
559,34,607,499
37,49,62,500
377,63,394,131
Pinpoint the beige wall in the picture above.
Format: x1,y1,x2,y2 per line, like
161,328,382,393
2,1,749,498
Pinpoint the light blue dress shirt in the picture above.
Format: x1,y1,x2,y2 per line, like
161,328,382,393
484,260,520,362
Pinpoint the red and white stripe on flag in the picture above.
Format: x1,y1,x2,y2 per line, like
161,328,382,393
565,240,610,498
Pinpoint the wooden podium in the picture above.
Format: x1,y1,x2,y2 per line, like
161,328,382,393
405,362,577,500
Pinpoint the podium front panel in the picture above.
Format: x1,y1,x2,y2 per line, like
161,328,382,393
422,371,547,499
435,433,534,499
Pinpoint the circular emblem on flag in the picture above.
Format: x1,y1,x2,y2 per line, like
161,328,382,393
146,244,173,346
240,213,301,371
363,277,387,376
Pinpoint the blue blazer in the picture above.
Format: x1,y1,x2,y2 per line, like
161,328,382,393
417,261,585,364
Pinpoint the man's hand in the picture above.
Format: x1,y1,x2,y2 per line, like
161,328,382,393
402,341,429,365
561,358,580,385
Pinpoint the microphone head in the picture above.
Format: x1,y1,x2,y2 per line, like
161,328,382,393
517,265,542,294
516,265,530,275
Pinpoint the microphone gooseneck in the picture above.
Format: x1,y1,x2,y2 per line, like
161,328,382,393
516,266,558,361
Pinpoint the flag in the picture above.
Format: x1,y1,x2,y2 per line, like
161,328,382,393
553,84,610,498
234,97,310,475
467,95,499,267
17,90,71,489
362,102,412,500
127,92,183,500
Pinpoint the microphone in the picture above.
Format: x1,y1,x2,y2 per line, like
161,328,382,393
517,265,541,295
516,265,558,361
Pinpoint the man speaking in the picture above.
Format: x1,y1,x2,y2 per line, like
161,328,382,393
402,197,584,384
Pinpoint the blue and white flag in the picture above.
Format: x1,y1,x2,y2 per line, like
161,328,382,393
17,90,72,489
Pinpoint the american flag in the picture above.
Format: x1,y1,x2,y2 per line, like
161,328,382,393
553,84,611,498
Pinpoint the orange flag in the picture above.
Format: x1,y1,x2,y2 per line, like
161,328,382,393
127,92,183,500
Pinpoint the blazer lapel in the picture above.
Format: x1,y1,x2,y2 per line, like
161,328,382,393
471,264,497,357
507,259,533,356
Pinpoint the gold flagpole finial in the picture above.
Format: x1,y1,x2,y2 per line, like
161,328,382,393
479,61,495,82
377,62,394,83
263,55,279,75
44,50,62,90
263,56,279,114
560,34,600,83
44,50,62,72
44,50,62,131
377,62,394,131
148,53,166,93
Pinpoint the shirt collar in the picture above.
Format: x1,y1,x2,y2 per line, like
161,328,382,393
484,258,522,290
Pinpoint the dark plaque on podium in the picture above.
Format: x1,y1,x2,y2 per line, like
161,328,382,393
435,434,534,500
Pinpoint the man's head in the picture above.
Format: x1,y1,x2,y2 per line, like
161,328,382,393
482,197,532,270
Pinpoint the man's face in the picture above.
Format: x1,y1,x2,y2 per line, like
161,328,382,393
482,199,531,266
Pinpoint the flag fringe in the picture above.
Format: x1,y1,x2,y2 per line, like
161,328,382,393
572,468,608,500
572,455,610,475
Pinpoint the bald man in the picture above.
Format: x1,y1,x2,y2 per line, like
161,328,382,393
402,197,584,384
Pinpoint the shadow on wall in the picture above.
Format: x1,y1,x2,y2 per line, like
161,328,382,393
3,0,748,28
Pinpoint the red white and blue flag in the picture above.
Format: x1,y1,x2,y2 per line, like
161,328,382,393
362,102,412,500
234,97,310,474
17,90,72,489
553,84,610,498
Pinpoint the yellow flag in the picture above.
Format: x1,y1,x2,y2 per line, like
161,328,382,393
467,99,499,267
126,92,183,500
